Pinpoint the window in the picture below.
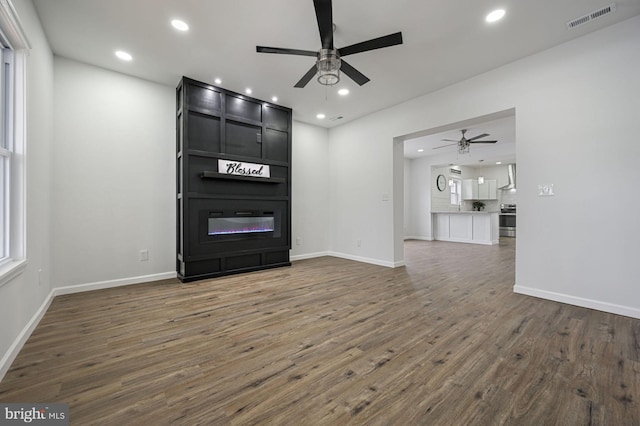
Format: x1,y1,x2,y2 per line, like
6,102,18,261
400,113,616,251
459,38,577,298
1,43,13,264
450,178,462,206
0,3,30,285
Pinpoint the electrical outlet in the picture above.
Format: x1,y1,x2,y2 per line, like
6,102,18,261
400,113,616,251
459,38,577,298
295,237,301,246
139,249,149,261
357,239,362,247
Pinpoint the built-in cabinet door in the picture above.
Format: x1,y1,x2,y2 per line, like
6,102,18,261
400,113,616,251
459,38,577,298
465,179,498,200
462,179,478,200
488,180,497,199
478,181,489,199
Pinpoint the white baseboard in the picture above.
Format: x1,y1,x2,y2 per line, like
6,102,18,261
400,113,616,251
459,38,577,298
54,271,177,296
292,251,404,268
434,237,497,246
0,289,55,382
328,252,404,268
404,236,433,241
514,285,640,320
290,251,330,262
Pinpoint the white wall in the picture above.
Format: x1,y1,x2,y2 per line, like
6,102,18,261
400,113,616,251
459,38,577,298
328,114,398,266
403,159,411,237
329,15,640,318
406,156,431,240
52,57,176,289
50,58,332,288
0,0,54,377
290,121,330,260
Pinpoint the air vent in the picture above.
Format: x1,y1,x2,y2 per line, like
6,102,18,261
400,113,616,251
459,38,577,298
567,3,616,29
329,116,344,121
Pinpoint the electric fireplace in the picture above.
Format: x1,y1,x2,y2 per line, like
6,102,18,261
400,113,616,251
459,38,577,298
208,215,275,236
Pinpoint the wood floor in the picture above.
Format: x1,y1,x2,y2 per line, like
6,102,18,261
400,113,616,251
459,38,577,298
1,238,638,425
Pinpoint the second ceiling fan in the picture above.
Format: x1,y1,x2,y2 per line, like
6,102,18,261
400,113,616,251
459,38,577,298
256,0,403,88
433,129,498,154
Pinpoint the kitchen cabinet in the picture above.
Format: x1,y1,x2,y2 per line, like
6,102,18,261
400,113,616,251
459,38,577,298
462,179,478,200
462,179,497,200
478,179,497,199
431,212,499,245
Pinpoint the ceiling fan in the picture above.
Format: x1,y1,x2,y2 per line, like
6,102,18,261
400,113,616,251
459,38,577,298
433,129,498,154
256,0,403,88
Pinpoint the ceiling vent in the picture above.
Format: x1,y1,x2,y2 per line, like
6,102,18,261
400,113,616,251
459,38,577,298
566,3,616,30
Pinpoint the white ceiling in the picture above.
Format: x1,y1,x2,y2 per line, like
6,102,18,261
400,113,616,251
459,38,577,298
33,0,640,130
403,112,516,166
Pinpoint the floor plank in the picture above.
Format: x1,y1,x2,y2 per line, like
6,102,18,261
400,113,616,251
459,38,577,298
0,238,638,425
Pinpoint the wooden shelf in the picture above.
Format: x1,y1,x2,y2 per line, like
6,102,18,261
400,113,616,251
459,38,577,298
200,171,285,184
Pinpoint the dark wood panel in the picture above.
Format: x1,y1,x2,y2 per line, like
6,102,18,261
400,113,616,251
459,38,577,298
225,94,262,122
264,128,289,162
264,105,290,132
177,77,292,281
187,111,220,153
187,84,221,113
225,120,262,159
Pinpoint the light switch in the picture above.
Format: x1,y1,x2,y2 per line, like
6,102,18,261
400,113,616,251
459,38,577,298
382,193,390,202
538,184,554,196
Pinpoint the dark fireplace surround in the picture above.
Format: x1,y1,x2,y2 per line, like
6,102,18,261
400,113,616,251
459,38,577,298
176,77,292,282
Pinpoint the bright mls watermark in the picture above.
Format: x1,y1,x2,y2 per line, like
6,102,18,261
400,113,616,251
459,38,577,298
0,403,68,425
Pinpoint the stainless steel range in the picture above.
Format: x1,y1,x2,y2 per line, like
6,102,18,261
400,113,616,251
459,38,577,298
500,204,516,237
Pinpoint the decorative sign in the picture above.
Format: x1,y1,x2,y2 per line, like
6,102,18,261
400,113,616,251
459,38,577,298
218,159,271,178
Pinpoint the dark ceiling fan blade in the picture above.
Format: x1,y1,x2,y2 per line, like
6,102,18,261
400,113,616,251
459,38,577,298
314,0,334,50
469,140,498,144
466,133,490,142
256,46,317,57
294,64,318,88
432,143,458,150
441,139,460,142
338,32,403,57
340,60,370,86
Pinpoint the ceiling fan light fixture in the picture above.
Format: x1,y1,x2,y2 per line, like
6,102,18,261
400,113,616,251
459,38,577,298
317,49,341,86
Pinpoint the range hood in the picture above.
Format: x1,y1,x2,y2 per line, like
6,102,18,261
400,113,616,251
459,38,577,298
499,164,516,190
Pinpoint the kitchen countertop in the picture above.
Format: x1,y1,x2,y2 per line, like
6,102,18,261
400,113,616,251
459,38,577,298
431,211,499,214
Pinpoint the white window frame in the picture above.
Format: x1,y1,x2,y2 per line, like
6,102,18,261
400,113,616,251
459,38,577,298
0,0,30,287
450,178,462,206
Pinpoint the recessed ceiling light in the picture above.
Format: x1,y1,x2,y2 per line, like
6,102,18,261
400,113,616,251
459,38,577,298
418,149,424,153
486,9,506,23
171,19,189,31
115,50,132,61
214,78,222,85
272,96,278,102
338,88,349,96
316,113,326,119
245,88,252,95
496,161,502,165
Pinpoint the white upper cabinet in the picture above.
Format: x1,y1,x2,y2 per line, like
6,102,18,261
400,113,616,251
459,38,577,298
462,179,478,200
463,179,497,200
